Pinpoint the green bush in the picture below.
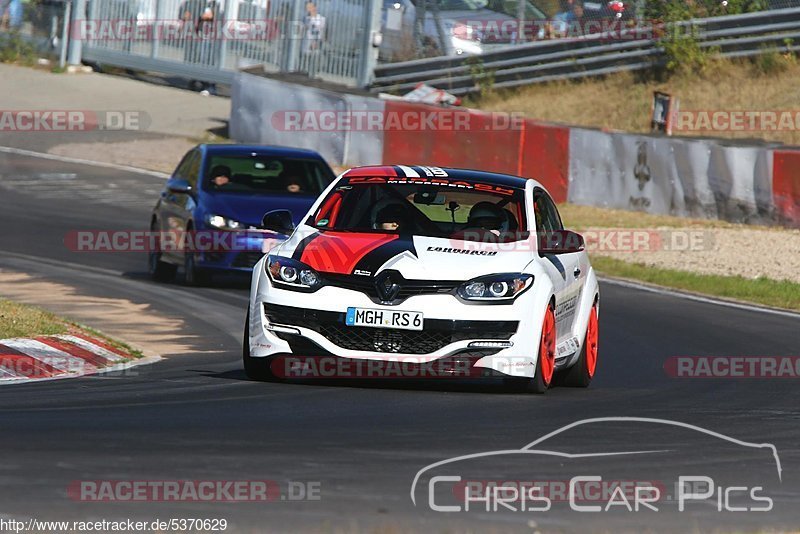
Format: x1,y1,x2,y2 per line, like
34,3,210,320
753,45,796,75
464,56,495,99
0,32,37,66
657,0,718,75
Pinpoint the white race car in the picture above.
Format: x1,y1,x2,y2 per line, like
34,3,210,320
244,166,599,393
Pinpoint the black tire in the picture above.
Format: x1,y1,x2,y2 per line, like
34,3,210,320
558,346,592,388
527,355,550,394
559,305,598,388
148,224,177,282
184,251,211,286
242,311,278,381
506,305,556,394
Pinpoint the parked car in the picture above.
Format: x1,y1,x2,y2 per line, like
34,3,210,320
381,0,547,59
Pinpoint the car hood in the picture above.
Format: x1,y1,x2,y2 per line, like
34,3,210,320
282,230,533,280
201,193,315,227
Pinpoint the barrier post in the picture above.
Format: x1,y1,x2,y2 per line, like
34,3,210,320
358,0,382,87
67,0,86,65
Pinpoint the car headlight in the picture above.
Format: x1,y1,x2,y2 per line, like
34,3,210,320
457,273,533,302
206,214,244,231
266,255,322,291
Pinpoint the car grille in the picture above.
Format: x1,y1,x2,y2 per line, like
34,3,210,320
232,251,264,268
322,272,461,302
203,251,226,263
264,303,518,354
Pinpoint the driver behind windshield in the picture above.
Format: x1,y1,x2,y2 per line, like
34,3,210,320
466,201,505,236
210,165,232,188
375,204,407,232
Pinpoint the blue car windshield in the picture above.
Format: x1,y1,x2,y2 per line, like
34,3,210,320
205,156,332,195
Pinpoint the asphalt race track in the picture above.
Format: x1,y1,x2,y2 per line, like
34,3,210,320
1,150,799,532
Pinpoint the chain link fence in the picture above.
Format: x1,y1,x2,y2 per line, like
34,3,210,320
76,0,380,87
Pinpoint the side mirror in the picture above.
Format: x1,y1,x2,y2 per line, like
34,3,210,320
167,178,192,194
262,209,295,235
539,230,585,254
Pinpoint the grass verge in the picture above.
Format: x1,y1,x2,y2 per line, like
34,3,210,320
592,256,800,312
0,298,143,357
558,203,743,229
0,298,68,338
473,57,800,147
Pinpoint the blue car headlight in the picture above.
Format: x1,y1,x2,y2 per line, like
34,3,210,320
457,273,533,302
266,255,322,292
206,214,244,231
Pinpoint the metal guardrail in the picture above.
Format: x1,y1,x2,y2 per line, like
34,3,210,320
371,7,800,95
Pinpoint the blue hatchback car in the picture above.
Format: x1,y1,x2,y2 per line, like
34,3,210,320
149,144,335,285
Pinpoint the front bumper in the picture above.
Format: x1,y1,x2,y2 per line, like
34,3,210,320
247,259,549,379
195,232,282,272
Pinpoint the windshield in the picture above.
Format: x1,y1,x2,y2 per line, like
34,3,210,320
204,155,332,196
311,177,528,241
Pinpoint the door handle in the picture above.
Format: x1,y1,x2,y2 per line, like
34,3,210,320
573,267,581,278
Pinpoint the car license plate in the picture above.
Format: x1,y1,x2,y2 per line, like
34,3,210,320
345,307,423,331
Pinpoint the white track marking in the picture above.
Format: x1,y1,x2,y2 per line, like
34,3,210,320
0,145,169,179
601,277,800,320
56,335,125,362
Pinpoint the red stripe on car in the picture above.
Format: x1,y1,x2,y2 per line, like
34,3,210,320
343,166,398,177
300,232,398,274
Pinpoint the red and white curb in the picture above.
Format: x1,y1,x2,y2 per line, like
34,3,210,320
0,333,161,384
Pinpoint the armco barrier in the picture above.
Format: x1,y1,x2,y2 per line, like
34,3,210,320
567,128,775,224
773,149,800,226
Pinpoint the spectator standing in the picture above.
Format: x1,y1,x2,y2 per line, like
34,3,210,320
0,0,21,30
180,0,220,95
301,1,325,78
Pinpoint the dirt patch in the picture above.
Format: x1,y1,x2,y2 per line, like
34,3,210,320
0,270,205,357
586,227,800,283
